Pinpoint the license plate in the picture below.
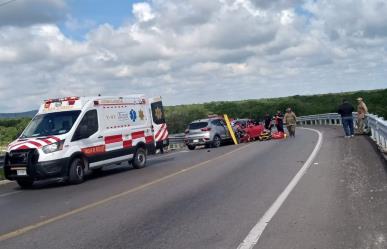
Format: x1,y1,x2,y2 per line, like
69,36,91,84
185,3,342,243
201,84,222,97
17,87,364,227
193,139,199,143
17,169,27,176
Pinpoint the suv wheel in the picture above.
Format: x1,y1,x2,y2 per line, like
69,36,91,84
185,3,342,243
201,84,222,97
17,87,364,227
212,135,221,148
16,179,34,189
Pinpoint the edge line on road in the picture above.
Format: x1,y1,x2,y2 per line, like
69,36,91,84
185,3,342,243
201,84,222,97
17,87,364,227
0,144,249,242
237,127,323,249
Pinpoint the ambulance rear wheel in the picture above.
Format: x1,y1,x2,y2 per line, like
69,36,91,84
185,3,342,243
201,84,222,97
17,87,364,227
68,158,85,184
17,179,34,189
132,148,147,169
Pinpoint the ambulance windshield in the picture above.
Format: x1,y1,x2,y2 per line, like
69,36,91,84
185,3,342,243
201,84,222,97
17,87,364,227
21,111,81,138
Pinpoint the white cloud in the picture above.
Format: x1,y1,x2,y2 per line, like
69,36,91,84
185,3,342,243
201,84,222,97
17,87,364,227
0,0,386,112
133,2,155,22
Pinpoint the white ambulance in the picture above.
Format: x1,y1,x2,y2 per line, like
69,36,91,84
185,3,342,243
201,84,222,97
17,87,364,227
4,95,169,188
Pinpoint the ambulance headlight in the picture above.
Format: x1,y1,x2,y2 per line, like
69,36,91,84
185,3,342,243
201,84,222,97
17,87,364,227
42,141,64,154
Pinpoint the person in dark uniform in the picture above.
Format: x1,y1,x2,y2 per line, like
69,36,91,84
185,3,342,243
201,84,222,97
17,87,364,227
274,111,284,132
156,141,164,154
338,99,355,138
264,113,272,131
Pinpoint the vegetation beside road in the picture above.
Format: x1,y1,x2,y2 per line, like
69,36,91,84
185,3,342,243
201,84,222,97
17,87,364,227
0,89,386,145
0,118,31,147
165,88,387,133
0,168,4,181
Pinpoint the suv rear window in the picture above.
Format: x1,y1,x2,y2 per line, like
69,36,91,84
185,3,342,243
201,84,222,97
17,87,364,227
189,122,208,130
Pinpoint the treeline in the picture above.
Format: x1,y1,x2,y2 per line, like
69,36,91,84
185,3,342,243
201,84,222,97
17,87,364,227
0,118,31,147
0,89,386,146
165,88,387,133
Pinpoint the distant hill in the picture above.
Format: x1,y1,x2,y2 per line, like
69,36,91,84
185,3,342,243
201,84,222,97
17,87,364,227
0,110,37,119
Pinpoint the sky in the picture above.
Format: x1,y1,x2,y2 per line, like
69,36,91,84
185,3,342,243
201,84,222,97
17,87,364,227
0,0,386,112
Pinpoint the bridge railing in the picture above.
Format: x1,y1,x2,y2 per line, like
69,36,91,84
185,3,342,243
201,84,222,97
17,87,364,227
168,133,185,150
297,113,387,153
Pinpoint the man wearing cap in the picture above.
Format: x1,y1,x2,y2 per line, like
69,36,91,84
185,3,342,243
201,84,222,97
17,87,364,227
356,97,368,134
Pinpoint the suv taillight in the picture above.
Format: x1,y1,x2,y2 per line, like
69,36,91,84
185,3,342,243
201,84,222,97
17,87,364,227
201,127,211,131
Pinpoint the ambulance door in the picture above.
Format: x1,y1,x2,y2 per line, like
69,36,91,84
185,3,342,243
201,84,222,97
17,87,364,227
149,97,168,146
71,109,105,167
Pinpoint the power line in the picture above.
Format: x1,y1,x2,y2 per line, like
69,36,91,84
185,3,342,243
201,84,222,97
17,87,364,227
0,0,17,8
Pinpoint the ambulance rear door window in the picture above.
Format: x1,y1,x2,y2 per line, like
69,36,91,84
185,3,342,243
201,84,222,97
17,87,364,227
151,101,165,124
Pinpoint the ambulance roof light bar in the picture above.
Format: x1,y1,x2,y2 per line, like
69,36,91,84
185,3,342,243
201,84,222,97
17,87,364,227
44,96,79,104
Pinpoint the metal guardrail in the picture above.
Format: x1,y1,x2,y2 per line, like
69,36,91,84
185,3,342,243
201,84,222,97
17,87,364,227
298,112,387,153
367,114,387,153
168,133,185,150
297,112,359,126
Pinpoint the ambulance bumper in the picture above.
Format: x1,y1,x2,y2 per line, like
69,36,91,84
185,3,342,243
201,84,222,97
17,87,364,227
4,156,70,181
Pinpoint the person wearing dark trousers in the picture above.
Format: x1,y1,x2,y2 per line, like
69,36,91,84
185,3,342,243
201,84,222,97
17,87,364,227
274,111,284,132
156,141,164,154
264,113,272,131
338,99,355,138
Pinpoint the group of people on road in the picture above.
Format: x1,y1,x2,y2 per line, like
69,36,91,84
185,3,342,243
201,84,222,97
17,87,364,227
337,97,368,138
234,96,368,141
264,108,297,137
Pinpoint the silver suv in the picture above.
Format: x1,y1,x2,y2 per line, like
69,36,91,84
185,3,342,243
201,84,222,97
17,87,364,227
184,118,230,150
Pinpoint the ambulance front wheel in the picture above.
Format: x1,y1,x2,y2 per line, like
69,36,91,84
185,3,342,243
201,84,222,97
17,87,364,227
68,157,85,184
132,147,147,169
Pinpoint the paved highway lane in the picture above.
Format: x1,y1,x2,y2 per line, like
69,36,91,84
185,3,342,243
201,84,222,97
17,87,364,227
0,127,386,249
0,128,318,248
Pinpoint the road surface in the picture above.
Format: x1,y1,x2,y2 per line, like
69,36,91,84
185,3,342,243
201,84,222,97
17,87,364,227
0,126,386,249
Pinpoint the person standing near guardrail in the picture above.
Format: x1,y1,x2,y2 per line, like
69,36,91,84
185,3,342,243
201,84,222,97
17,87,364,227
338,99,355,138
284,108,297,137
356,97,368,135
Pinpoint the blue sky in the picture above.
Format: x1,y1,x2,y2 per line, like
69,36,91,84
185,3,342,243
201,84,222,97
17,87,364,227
60,0,140,39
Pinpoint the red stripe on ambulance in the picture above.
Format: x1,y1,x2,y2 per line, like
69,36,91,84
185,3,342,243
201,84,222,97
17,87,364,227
18,145,30,150
48,136,61,142
132,131,145,140
154,124,165,139
123,140,132,148
28,141,44,148
104,135,123,144
145,135,154,144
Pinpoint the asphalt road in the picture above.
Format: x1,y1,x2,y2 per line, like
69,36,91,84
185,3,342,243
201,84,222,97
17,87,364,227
0,126,386,249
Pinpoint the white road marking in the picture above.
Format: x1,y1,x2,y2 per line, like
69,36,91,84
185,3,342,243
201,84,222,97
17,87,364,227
237,127,323,249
